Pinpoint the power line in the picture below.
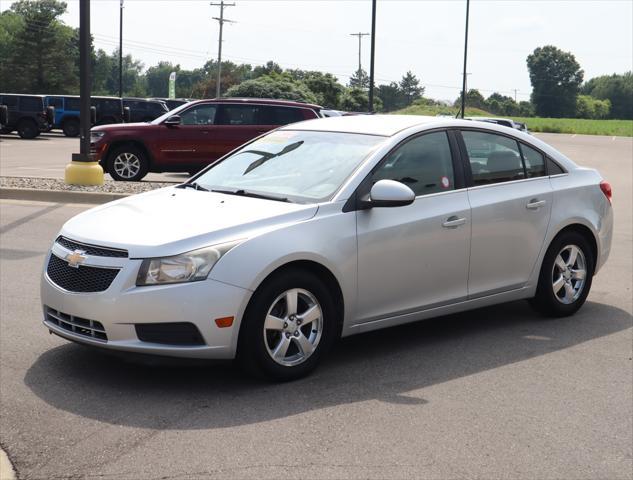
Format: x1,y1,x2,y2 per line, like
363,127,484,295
210,1,236,98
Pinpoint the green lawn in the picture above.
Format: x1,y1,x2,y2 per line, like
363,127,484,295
393,104,633,137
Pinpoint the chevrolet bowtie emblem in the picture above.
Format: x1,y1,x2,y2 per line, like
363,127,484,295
66,249,87,268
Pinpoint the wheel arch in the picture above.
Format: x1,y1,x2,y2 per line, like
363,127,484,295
235,259,345,354
548,222,598,272
105,139,154,169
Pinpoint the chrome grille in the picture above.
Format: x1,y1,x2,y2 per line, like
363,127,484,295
44,307,108,341
56,236,128,258
47,254,119,293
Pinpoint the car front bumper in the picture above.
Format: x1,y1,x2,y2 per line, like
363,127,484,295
40,246,251,359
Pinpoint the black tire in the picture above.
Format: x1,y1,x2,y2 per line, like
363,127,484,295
62,118,80,137
17,119,38,139
106,145,149,181
529,230,595,317
237,268,338,381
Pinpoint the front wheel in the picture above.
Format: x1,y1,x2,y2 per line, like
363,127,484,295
530,231,594,317
17,119,38,139
107,145,149,181
238,269,338,381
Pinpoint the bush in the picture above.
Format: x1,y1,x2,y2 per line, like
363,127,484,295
225,73,318,104
576,95,611,119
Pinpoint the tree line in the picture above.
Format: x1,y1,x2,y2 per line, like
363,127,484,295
1,1,631,120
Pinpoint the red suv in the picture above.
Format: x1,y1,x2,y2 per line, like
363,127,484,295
90,98,322,181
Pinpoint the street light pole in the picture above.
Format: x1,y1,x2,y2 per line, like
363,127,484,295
460,0,470,118
119,0,123,98
65,0,103,185
368,0,377,113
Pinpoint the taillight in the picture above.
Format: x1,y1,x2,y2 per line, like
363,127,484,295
600,180,612,204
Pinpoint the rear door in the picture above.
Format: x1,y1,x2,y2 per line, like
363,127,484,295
212,104,263,157
459,129,552,297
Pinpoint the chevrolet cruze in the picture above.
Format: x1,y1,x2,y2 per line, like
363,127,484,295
41,115,613,380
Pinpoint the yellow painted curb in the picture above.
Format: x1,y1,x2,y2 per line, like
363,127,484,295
64,161,104,186
0,448,16,480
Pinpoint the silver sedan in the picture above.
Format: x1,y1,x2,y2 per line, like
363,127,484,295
41,115,613,380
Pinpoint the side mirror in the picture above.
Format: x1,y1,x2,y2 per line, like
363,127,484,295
123,106,131,123
363,179,415,208
45,105,55,124
90,106,97,125
163,115,181,126
0,105,7,125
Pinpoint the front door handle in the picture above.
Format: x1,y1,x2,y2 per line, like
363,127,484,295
526,199,546,210
442,216,466,228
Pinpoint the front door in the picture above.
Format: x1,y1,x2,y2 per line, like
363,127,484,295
356,131,471,323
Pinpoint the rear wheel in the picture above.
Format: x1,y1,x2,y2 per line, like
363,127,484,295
238,269,337,381
530,231,594,317
62,118,80,137
17,119,38,139
107,145,149,181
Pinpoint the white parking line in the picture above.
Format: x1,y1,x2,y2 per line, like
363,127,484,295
612,136,616,141
572,134,577,138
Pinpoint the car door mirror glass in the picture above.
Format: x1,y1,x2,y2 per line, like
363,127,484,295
367,179,415,208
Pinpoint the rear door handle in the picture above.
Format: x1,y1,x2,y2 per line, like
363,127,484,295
526,199,546,210
442,216,466,228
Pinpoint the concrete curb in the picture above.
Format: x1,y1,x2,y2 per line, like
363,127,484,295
0,447,16,480
0,187,129,205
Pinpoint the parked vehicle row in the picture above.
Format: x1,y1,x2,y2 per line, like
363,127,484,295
90,97,323,181
1,94,176,138
41,115,613,380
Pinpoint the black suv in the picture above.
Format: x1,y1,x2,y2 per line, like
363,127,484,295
149,98,193,111
123,98,169,122
0,94,54,138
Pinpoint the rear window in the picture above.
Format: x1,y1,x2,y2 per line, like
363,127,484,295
218,104,257,125
258,106,306,125
20,96,43,111
1,96,18,108
65,98,80,110
48,97,63,109
519,143,546,178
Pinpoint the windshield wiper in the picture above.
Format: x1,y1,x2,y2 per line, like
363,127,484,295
177,182,209,192
210,188,290,203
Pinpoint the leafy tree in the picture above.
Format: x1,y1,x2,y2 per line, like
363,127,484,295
340,87,382,112
192,60,253,98
527,45,584,118
576,95,611,119
399,71,424,106
518,101,535,117
252,61,282,79
348,68,369,89
145,61,179,98
377,82,405,112
582,72,632,119
1,0,80,93
455,89,487,110
285,70,344,108
225,73,318,104
92,48,145,96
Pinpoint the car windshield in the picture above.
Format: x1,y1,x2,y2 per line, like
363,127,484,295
194,130,385,203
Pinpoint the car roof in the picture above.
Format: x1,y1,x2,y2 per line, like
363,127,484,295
282,114,460,136
190,97,322,110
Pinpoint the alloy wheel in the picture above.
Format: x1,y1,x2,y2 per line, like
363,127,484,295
113,152,141,180
552,244,587,304
263,288,323,367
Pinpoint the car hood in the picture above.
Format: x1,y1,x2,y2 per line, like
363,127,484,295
60,187,319,258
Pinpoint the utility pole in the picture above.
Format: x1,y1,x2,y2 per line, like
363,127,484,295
350,32,370,82
368,0,377,112
119,0,123,98
211,1,236,98
460,0,470,118
513,89,518,103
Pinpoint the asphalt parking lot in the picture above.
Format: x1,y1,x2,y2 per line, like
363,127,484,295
0,133,631,479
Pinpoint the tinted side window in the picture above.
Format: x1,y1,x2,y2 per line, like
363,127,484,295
462,131,525,185
20,97,43,111
258,106,305,125
48,97,63,109
1,96,18,108
547,157,566,175
218,105,257,125
66,98,80,110
180,104,217,125
520,143,546,178
373,131,455,196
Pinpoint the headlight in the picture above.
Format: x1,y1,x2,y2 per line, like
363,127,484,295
136,241,241,286
90,131,106,142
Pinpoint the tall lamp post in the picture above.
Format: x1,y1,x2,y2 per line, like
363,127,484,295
65,0,104,185
368,0,376,113
119,0,123,98
460,0,470,118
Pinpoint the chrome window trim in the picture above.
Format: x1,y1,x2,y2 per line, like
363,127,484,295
466,174,551,192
